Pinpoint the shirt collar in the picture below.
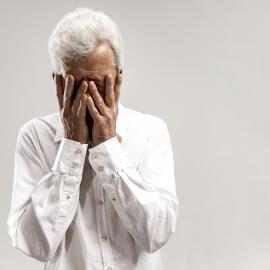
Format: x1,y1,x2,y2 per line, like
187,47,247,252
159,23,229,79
54,101,127,144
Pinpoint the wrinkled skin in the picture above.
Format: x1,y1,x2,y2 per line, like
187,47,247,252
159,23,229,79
53,43,122,146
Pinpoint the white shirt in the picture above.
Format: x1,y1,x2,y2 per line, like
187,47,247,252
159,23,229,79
7,102,179,270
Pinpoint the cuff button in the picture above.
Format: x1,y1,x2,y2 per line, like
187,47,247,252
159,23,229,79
72,162,78,169
97,200,104,206
98,166,104,172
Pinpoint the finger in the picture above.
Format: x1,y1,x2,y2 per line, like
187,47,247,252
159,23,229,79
86,94,102,123
63,74,75,110
114,72,122,105
73,80,88,114
105,74,114,107
77,94,87,119
55,74,64,110
88,81,107,115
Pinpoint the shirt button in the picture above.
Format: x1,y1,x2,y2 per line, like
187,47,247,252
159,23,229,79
97,200,103,206
98,166,104,172
101,235,108,241
66,195,70,200
75,148,82,154
112,197,116,201
72,162,78,169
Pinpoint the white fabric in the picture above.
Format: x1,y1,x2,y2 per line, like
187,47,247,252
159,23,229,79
7,102,179,270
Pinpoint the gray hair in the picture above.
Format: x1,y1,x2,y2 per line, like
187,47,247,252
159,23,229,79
48,7,123,75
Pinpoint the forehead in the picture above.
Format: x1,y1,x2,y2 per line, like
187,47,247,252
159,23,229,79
65,43,115,81
71,68,109,83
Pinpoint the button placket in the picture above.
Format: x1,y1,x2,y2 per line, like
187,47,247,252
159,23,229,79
93,177,115,270
70,145,87,176
101,235,108,241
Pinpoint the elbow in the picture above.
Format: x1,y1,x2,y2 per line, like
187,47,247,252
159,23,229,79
143,242,164,254
145,227,176,254
11,234,55,262
138,200,179,254
7,205,60,262
30,245,56,262
13,242,52,262
145,200,179,253
35,250,56,262
9,224,57,262
140,216,177,254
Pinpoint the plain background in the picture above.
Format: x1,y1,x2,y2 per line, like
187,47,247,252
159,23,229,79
1,0,270,269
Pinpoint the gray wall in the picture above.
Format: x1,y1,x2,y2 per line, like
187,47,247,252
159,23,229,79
1,0,270,269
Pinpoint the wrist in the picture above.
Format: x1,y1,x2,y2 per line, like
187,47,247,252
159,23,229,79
92,135,115,147
64,136,88,145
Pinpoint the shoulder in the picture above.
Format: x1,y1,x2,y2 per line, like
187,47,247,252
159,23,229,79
17,112,59,141
124,105,168,130
122,104,169,141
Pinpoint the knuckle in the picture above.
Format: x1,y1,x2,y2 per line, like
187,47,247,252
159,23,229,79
71,103,78,113
96,100,103,107
100,120,106,128
107,113,113,121
110,106,116,115
94,110,99,116
80,81,87,90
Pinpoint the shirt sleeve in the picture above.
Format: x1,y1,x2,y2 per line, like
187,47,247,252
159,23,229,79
88,119,179,253
7,125,88,262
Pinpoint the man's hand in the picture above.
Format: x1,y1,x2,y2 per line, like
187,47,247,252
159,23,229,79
55,74,90,144
86,72,122,147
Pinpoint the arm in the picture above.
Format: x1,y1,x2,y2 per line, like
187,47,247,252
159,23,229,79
7,124,88,262
88,118,179,253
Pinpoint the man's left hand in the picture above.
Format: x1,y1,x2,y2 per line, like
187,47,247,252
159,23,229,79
86,72,122,147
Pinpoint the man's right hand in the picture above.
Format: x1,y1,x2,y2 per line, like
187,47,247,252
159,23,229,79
55,73,90,144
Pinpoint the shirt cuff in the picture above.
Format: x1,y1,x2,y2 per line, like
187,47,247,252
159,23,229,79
52,138,88,178
88,136,133,184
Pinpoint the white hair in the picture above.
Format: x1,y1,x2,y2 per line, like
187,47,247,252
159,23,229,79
48,7,123,75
